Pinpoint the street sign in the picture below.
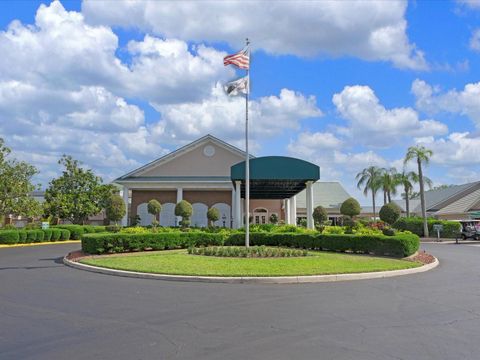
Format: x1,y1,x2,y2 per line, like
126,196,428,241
41,222,49,230
433,224,443,241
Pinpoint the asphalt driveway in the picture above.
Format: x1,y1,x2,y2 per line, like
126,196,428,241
1,243,480,360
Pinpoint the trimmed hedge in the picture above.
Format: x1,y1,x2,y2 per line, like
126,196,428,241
81,231,419,257
54,225,84,239
0,228,72,245
81,232,226,254
0,230,20,244
60,229,71,241
225,232,419,258
51,228,62,241
54,225,106,239
393,218,461,238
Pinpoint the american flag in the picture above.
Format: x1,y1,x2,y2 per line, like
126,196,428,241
223,47,249,69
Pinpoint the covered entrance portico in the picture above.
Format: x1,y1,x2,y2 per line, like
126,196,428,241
230,156,320,229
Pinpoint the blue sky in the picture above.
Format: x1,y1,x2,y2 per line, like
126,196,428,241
0,0,479,203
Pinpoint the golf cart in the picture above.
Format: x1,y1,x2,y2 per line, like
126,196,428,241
459,220,480,240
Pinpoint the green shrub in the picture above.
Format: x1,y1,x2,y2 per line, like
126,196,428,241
0,230,20,244
340,198,361,218
42,229,53,241
106,225,122,232
382,228,396,236
393,217,461,238
225,232,419,258
51,228,62,241
35,230,45,243
81,231,226,254
106,194,126,225
207,207,220,226
188,245,308,257
313,206,328,224
379,203,402,225
55,225,84,239
175,200,193,227
18,231,27,243
25,230,37,243
59,229,70,241
269,213,279,224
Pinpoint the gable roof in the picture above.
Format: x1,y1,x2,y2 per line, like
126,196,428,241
411,181,480,213
296,182,351,209
435,187,480,215
116,134,251,181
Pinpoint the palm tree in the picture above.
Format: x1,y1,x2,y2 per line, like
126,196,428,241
404,146,433,237
380,167,399,204
398,171,433,217
356,166,383,221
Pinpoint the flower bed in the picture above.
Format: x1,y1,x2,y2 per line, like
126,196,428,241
188,246,308,258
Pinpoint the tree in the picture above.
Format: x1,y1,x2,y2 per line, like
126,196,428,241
340,198,361,218
379,202,402,225
398,170,433,217
356,166,383,221
312,206,328,225
269,213,279,224
147,199,162,227
44,155,115,224
380,167,399,204
0,138,42,222
175,200,193,228
404,145,433,237
207,207,220,226
105,194,126,225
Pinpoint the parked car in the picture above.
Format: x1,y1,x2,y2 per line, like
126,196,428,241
459,220,480,240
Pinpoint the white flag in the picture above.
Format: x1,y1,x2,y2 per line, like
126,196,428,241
224,76,249,96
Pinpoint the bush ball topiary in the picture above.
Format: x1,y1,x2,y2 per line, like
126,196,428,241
379,202,402,225
175,200,193,227
340,198,361,218
147,199,162,220
207,207,220,226
313,206,328,225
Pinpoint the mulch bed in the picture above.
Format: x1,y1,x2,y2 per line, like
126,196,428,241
410,250,436,264
66,250,85,261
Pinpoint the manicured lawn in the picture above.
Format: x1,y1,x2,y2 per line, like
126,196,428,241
80,249,420,277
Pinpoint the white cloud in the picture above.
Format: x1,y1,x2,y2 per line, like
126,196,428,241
82,0,427,70
457,0,480,10
412,79,480,128
470,29,480,52
0,1,232,105
154,85,322,145
332,85,447,146
415,132,480,165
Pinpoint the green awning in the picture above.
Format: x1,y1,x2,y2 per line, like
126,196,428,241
230,156,320,199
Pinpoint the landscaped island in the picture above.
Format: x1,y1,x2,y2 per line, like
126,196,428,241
80,249,420,277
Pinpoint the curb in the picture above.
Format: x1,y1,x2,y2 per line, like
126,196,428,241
63,255,439,284
0,240,81,249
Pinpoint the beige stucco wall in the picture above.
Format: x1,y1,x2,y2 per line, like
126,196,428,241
131,190,177,218
139,141,244,177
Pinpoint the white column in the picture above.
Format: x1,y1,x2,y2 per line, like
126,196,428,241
290,195,297,226
176,187,183,226
121,186,129,227
284,199,291,225
231,187,235,229
235,181,242,228
306,181,314,229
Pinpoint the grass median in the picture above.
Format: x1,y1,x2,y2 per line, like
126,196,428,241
80,249,420,277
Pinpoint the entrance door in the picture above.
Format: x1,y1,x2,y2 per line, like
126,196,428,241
253,208,268,224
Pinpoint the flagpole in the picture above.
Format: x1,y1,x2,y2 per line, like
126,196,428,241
245,38,250,248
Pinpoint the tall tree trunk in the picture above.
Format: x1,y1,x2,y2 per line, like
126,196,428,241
387,191,391,203
418,158,429,237
383,191,387,205
372,190,376,221
405,186,410,217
